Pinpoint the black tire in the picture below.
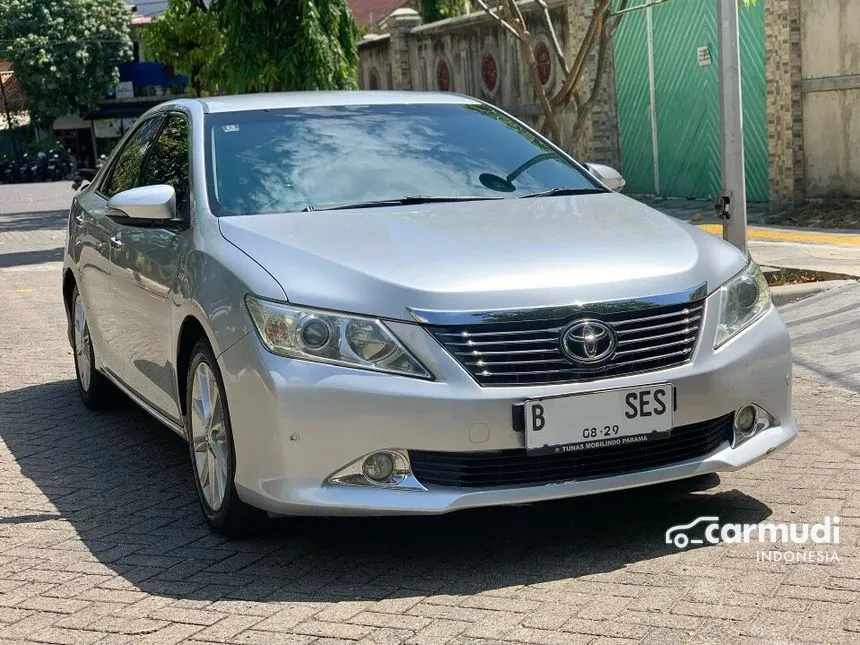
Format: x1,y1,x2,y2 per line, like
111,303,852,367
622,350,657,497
184,339,268,537
70,285,117,410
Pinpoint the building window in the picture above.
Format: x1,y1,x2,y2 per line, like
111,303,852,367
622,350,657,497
535,41,552,87
369,68,380,90
481,52,498,94
436,59,451,92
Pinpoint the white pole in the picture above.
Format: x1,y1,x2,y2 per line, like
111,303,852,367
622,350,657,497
646,6,661,195
717,0,747,253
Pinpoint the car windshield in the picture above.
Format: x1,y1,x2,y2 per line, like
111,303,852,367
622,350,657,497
204,102,602,215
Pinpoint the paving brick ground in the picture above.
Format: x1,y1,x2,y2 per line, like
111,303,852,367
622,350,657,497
0,182,858,644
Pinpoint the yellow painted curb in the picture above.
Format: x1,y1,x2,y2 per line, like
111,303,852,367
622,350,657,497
697,224,860,246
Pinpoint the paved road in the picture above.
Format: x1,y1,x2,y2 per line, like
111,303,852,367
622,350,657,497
640,198,860,277
0,183,858,645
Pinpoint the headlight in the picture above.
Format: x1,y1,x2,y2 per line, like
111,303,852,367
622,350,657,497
245,295,433,379
715,262,772,348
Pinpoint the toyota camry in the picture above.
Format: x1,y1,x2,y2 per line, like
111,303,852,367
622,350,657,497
62,92,795,535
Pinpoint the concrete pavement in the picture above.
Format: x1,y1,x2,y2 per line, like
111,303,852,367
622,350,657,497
640,197,860,277
697,225,860,278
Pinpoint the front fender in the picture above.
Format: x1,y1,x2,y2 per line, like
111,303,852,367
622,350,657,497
172,232,286,362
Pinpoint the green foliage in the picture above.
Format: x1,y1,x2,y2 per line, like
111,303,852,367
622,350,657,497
422,0,469,24
141,115,190,211
210,0,359,93
0,0,132,128
140,0,225,96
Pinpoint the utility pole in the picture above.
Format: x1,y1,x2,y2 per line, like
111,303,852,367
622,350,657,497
716,0,747,254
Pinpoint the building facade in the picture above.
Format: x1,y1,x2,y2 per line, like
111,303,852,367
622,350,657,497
52,9,190,167
358,0,860,204
358,3,621,170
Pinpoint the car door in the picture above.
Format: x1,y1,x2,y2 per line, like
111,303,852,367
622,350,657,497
76,115,164,378
109,113,191,422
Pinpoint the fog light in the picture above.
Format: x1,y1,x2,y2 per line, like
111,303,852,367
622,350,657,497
362,452,395,482
327,450,423,490
732,403,775,448
735,405,757,435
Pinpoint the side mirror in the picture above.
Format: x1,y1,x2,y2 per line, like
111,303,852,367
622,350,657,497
107,185,176,223
585,163,626,192
77,168,96,181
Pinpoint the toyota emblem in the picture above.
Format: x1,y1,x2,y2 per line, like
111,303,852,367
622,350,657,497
560,320,617,365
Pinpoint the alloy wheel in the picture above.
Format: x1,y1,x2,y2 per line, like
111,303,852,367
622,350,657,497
190,362,229,511
73,294,92,392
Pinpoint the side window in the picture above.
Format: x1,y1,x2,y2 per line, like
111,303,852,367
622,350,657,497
138,115,190,216
101,117,163,198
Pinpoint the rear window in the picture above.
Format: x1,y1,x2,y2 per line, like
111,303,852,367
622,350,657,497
205,103,599,215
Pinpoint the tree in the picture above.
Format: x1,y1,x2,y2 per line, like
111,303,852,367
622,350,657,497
421,0,470,23
0,0,132,128
140,0,225,96
197,0,359,93
473,0,758,149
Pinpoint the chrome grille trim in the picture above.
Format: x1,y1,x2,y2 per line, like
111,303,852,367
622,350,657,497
425,292,707,387
408,282,708,326
614,316,702,335
446,337,558,347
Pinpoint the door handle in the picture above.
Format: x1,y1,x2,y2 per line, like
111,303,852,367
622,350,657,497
109,235,123,249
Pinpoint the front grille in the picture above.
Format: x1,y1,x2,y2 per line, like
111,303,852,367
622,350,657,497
410,414,733,489
429,299,705,386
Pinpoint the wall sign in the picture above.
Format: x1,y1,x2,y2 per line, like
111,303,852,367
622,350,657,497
115,81,134,99
697,46,712,66
92,117,137,138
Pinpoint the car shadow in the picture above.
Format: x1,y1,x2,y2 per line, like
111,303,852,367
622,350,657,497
0,380,773,603
0,209,69,233
0,246,64,268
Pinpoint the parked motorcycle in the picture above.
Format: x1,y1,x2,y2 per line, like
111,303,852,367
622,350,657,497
32,152,48,183
46,150,66,181
18,153,31,183
2,155,19,183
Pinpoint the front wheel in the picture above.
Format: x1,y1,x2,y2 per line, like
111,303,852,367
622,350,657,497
185,340,268,536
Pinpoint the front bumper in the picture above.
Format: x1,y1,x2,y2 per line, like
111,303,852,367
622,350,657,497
217,296,795,516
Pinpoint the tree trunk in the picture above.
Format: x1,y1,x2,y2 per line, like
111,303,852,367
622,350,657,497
520,37,561,146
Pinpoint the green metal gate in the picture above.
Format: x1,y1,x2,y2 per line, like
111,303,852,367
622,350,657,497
613,0,768,202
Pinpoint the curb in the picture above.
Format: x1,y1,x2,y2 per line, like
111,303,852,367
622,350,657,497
696,224,860,246
771,280,857,307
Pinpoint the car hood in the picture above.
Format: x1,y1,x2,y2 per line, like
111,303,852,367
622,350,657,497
218,193,747,321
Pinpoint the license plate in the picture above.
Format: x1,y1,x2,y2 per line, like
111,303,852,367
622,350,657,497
524,384,674,455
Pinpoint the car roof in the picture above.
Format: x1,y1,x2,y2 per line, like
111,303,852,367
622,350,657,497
196,91,481,114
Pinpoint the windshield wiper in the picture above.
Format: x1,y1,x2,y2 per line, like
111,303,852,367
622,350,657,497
518,187,606,199
302,195,502,212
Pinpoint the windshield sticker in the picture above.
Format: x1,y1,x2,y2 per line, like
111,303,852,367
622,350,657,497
222,124,240,133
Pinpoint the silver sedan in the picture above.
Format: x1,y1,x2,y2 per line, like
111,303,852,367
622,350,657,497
63,92,795,535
